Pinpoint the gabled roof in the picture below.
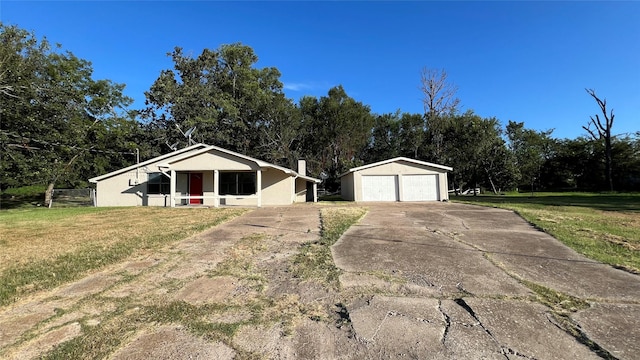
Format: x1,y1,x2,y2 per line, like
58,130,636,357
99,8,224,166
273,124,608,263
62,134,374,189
88,143,208,182
89,143,321,183
339,157,453,177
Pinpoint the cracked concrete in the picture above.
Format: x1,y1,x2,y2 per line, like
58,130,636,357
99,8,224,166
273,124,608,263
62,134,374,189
1,202,638,359
333,202,639,359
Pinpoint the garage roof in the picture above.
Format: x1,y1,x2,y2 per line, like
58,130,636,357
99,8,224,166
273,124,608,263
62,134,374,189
340,157,453,177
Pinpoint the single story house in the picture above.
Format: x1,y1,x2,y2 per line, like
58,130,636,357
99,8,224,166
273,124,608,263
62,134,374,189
340,157,452,202
89,143,320,207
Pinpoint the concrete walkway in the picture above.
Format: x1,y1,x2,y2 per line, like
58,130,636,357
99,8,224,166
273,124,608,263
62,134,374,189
332,202,640,359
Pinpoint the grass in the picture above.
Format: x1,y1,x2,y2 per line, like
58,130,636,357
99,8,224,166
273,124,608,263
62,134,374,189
452,192,640,273
291,207,367,286
1,185,47,209
0,207,247,306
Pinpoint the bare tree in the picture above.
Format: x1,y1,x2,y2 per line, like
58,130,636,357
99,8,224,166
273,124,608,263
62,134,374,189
583,88,614,191
420,67,460,163
420,67,460,118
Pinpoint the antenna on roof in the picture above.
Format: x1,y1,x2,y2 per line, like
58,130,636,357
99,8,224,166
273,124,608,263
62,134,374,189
176,124,197,146
165,141,179,152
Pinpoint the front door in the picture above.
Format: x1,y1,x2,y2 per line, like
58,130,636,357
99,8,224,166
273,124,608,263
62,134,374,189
189,173,203,204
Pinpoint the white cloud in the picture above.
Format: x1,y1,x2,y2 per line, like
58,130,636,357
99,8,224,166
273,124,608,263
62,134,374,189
283,82,313,91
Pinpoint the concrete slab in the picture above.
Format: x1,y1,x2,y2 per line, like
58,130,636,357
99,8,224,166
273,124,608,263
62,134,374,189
573,303,640,359
333,206,532,297
463,298,600,360
332,202,640,358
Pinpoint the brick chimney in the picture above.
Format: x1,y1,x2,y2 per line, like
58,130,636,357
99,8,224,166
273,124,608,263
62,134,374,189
297,159,306,176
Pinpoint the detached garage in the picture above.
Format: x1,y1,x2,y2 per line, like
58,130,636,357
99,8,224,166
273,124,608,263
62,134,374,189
340,157,452,202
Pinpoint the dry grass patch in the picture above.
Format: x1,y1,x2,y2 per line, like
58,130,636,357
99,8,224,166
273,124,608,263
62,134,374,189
453,194,640,273
0,208,245,271
291,207,367,286
0,207,247,305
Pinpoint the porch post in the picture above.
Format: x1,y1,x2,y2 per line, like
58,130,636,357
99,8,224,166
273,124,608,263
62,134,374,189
313,182,318,203
170,170,176,208
213,169,219,208
256,169,262,208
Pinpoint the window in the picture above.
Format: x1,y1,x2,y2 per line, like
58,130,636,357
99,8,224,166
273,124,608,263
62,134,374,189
147,172,170,194
220,172,256,195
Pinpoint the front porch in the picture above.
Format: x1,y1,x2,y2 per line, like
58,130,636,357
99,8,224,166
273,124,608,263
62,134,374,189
157,169,317,208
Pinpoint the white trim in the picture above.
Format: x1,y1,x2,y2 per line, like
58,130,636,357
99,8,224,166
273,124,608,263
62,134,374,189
89,143,208,183
339,157,453,178
256,169,262,208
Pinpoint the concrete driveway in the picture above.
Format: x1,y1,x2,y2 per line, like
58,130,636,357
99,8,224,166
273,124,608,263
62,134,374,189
332,202,640,359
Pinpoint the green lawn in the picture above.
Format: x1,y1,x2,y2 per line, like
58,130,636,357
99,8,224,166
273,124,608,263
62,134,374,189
452,192,640,273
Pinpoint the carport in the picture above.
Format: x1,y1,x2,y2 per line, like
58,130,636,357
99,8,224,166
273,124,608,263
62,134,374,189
340,157,452,202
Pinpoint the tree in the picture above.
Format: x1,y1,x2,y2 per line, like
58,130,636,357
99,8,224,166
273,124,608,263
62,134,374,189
364,112,401,163
583,88,614,191
143,44,292,160
420,67,460,118
441,111,514,194
420,67,460,163
398,113,425,159
298,86,374,188
506,121,554,193
0,24,134,204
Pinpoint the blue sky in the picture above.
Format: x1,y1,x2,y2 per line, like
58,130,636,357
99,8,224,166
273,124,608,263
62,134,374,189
3,1,639,139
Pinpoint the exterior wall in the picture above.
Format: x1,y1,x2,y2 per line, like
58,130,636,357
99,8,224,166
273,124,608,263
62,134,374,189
95,170,145,206
169,151,258,171
340,173,355,201
261,169,293,206
295,177,308,203
349,160,450,202
93,148,315,207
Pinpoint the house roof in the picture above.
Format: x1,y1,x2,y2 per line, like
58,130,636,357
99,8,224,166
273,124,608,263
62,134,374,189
89,143,321,183
88,143,208,183
339,157,453,178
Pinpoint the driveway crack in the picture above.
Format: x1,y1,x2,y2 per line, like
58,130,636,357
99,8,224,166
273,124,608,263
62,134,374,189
438,300,451,348
545,313,619,360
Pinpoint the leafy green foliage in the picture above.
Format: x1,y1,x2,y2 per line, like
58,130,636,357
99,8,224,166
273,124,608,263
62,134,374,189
299,86,375,187
142,44,300,168
0,24,137,193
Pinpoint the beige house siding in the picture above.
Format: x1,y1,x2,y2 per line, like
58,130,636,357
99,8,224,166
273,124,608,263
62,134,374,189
295,177,308,203
340,173,355,201
90,145,320,207
169,151,258,171
262,169,293,206
343,159,450,202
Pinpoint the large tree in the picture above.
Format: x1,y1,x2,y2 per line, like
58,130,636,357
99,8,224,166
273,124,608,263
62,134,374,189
583,88,615,191
143,44,295,163
0,24,135,203
420,67,460,164
506,120,554,192
298,86,374,188
441,111,515,194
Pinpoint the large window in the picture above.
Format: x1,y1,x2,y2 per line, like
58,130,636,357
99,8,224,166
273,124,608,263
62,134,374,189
147,172,170,195
220,172,256,195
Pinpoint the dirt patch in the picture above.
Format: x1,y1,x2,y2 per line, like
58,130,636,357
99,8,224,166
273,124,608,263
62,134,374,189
110,325,235,360
6,322,82,360
173,276,238,304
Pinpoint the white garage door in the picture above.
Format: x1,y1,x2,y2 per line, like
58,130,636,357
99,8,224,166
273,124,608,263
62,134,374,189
361,175,398,201
402,174,439,201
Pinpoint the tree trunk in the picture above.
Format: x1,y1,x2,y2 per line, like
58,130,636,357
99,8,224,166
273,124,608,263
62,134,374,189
605,135,613,192
44,182,55,208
